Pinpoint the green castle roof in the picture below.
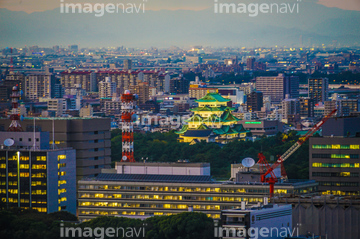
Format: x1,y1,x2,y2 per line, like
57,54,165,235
220,109,241,122
190,106,235,112
195,92,231,103
175,125,188,134
213,124,250,135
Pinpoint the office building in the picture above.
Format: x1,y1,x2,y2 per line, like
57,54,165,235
299,97,314,118
247,91,263,112
47,99,65,117
220,204,292,239
99,77,116,98
25,73,55,101
170,77,190,94
309,137,360,196
255,74,299,104
322,116,360,137
0,131,76,214
308,78,329,104
77,162,317,221
0,117,111,180
240,119,283,136
309,137,360,195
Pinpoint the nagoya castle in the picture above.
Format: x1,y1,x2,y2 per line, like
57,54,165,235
176,91,249,144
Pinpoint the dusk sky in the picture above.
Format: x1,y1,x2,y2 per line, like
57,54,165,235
0,0,359,13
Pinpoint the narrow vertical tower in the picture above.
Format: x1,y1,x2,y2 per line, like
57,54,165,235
8,85,23,131
121,90,136,162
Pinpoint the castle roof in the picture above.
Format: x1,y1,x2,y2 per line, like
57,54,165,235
195,92,231,103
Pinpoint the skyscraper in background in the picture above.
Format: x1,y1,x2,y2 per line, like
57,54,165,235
123,59,132,70
308,78,329,104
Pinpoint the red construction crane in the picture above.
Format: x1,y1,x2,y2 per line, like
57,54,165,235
258,109,337,197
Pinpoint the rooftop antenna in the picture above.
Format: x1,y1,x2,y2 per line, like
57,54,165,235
8,86,23,131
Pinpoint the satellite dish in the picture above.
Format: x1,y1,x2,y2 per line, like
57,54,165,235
242,157,255,168
4,138,14,147
131,114,138,122
122,156,128,161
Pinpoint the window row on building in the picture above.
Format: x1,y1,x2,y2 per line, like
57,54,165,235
312,172,359,177
318,182,359,187
312,144,359,150
312,163,360,168
79,193,267,202
78,185,285,194
312,154,359,159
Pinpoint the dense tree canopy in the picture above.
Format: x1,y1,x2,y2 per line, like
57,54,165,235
111,130,310,179
0,209,214,239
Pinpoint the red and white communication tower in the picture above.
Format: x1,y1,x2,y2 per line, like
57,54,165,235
121,90,137,162
8,85,23,131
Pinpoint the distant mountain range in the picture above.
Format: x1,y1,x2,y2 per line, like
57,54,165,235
0,0,359,48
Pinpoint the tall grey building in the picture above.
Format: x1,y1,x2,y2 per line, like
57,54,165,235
255,73,299,104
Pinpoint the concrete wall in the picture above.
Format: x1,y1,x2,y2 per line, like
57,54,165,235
116,162,211,176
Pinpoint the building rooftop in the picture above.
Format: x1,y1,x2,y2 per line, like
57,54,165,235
88,173,213,183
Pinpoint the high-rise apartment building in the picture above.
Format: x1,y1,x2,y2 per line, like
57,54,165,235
96,70,139,94
130,80,150,104
189,88,217,99
60,70,97,92
281,97,300,123
123,59,132,70
299,97,314,118
25,73,55,101
0,131,76,214
246,91,263,112
308,78,329,104
99,77,117,98
246,57,255,71
255,74,299,104
325,99,358,117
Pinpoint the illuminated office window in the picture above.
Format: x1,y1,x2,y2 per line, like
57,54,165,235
58,155,66,160
32,164,46,170
19,164,29,169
